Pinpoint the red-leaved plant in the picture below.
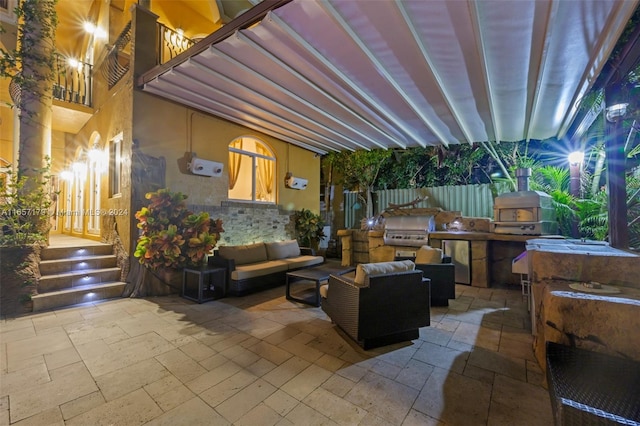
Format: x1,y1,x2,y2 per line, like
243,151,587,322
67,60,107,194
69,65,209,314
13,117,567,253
134,189,223,269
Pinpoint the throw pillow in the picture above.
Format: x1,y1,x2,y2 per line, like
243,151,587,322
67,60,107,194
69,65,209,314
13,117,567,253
265,240,301,260
415,245,443,264
354,260,415,285
218,242,268,265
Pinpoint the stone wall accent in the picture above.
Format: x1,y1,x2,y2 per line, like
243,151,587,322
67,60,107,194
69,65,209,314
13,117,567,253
191,201,295,246
337,229,370,266
0,245,41,316
368,230,396,263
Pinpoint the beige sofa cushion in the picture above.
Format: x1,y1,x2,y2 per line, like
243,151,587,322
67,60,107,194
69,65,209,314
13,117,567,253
231,260,288,281
415,246,443,264
218,242,268,265
354,260,415,286
283,255,324,269
265,240,301,260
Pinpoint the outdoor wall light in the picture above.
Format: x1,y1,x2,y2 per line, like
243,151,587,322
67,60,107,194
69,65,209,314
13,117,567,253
67,58,84,71
60,170,74,182
84,22,107,39
568,151,584,166
83,22,96,33
605,103,628,122
72,162,87,177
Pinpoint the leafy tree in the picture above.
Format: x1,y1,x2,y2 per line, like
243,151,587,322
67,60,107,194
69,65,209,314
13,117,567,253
324,149,392,218
0,159,53,246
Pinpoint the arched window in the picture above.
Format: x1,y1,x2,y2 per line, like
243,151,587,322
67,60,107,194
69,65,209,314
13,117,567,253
228,137,275,203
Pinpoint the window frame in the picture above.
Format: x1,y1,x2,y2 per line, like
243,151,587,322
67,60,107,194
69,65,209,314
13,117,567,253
228,138,276,204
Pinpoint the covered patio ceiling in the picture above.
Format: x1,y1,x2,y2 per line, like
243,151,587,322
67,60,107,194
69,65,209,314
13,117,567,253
140,0,639,155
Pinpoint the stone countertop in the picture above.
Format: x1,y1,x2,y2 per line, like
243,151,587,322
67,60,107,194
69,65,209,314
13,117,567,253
526,238,638,257
429,231,564,242
544,279,640,304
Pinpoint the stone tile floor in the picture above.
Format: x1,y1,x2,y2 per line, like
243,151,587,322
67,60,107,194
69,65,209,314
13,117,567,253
0,282,553,425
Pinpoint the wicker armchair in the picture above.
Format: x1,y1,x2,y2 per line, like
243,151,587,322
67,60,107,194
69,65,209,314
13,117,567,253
413,245,456,306
321,265,430,349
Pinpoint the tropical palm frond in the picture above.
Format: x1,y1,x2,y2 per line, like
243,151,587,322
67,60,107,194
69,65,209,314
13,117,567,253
532,166,570,193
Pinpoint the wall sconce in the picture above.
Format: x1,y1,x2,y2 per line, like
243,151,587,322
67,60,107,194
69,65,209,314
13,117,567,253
605,103,628,122
605,83,630,123
72,162,87,179
88,146,108,173
84,21,107,39
60,170,74,182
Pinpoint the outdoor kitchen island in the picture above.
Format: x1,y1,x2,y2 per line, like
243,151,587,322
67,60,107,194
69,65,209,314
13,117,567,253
427,231,561,288
525,238,640,371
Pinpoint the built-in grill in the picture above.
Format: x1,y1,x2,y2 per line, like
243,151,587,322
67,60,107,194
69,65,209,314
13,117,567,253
383,215,435,246
492,168,558,235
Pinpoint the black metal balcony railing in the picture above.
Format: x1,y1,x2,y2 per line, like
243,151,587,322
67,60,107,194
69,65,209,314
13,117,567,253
53,53,93,107
158,23,195,64
100,21,132,89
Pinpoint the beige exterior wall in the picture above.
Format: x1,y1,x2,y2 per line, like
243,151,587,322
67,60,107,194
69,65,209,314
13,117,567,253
3,1,321,253
131,90,321,246
132,90,321,212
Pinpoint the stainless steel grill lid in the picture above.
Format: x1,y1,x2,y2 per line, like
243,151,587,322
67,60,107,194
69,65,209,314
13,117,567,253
383,216,435,246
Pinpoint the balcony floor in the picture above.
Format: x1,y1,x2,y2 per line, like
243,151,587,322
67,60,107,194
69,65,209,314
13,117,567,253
0,283,552,425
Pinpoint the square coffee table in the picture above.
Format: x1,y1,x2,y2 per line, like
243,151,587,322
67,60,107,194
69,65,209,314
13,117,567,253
286,263,356,307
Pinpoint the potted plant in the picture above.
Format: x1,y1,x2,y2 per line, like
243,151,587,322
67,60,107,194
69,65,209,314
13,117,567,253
134,189,223,269
293,209,325,252
128,189,223,297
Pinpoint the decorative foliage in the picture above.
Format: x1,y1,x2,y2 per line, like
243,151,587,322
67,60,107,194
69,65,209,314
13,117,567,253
0,0,58,110
293,209,325,249
0,159,53,246
134,189,223,270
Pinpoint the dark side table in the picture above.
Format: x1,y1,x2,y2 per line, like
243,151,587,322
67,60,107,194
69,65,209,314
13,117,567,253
182,266,226,303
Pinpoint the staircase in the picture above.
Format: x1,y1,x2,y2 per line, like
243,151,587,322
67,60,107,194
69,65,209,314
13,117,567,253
32,239,127,312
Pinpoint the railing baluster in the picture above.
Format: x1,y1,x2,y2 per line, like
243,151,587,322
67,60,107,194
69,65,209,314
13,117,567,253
52,53,93,107
157,23,195,65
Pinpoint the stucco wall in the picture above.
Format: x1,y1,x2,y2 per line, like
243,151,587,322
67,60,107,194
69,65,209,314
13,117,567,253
132,91,320,245
64,76,134,248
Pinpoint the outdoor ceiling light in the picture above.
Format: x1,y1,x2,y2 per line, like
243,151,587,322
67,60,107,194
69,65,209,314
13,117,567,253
568,151,584,166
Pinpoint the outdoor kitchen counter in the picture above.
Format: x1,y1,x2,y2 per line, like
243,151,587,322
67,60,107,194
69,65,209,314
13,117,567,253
532,279,640,378
428,231,562,288
527,239,640,376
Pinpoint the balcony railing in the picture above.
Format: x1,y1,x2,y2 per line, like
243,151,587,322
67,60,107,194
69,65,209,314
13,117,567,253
158,23,194,64
100,21,132,89
53,53,93,107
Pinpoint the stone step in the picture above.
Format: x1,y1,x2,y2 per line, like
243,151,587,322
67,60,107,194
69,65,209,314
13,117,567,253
31,282,127,312
39,255,118,275
38,267,122,293
41,244,113,261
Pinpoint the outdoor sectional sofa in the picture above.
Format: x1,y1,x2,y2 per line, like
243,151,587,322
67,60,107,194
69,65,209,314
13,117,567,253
209,240,324,296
